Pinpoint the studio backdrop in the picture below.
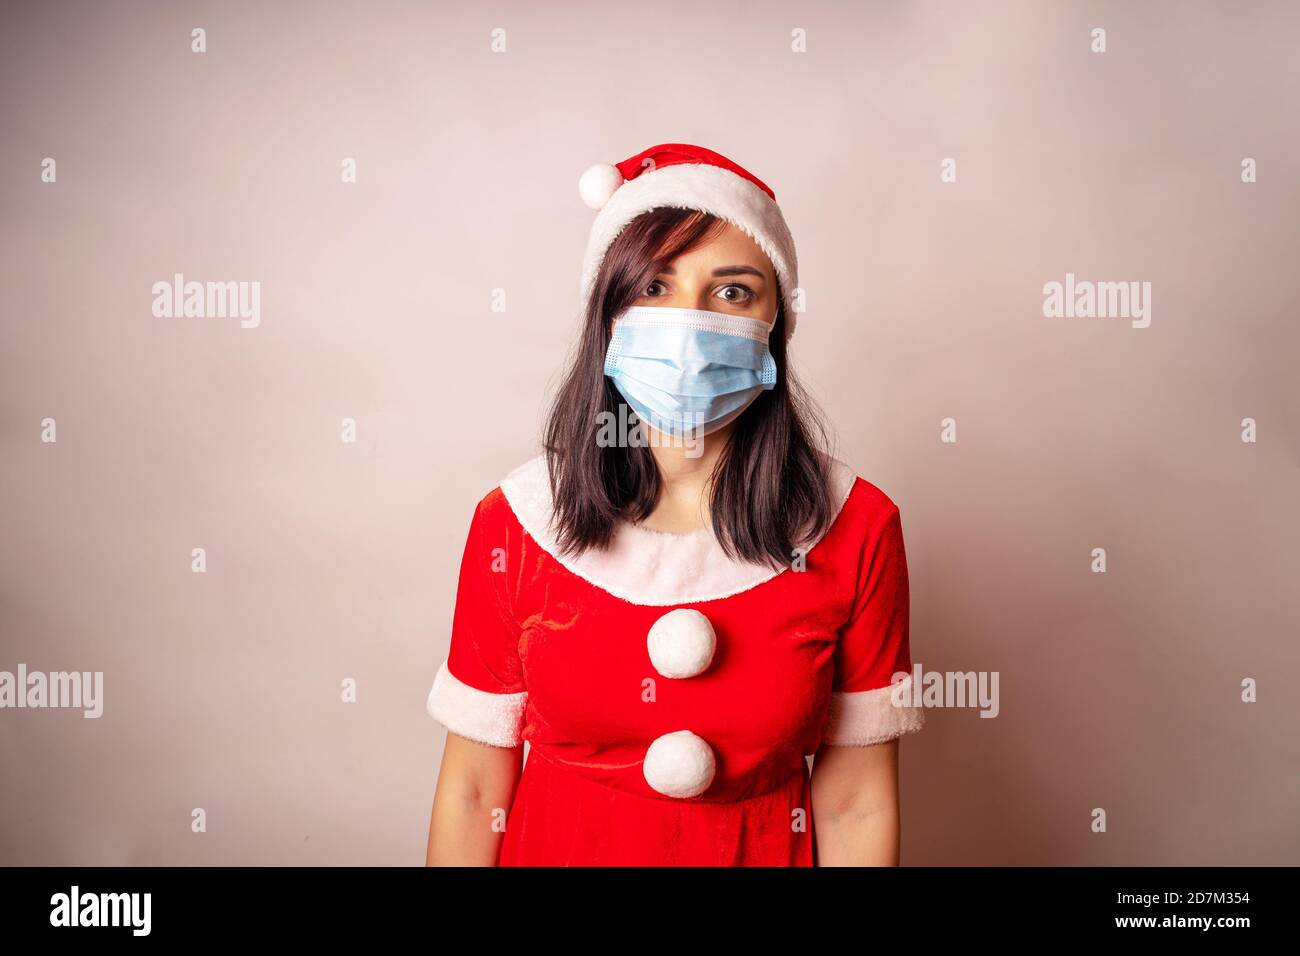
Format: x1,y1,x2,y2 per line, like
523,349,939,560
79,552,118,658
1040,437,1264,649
1,0,1296,865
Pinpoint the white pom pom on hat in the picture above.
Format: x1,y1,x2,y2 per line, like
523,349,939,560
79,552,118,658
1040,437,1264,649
578,162,624,210
576,142,800,338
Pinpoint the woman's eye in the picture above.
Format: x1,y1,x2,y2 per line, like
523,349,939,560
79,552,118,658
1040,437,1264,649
645,280,667,296
717,284,754,304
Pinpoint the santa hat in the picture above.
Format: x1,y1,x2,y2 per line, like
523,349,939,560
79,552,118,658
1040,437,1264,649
577,143,800,337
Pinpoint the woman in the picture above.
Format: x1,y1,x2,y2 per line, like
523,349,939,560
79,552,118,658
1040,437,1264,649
425,143,925,866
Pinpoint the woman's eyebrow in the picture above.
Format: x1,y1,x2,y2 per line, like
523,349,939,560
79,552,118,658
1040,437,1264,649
658,264,767,279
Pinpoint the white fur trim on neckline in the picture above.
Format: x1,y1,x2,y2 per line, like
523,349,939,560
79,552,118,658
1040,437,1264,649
498,454,856,607
822,675,926,747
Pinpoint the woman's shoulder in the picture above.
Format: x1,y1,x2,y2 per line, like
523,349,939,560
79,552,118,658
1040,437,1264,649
471,452,902,547
841,470,902,525
457,457,548,548
460,455,546,535
817,458,905,555
459,453,900,603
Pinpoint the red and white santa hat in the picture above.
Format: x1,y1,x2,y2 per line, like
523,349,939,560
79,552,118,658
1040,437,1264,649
577,143,800,337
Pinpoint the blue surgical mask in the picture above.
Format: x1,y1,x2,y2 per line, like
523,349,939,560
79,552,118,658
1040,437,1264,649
603,305,778,437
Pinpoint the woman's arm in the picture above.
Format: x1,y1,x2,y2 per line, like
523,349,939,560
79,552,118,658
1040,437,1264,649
810,738,901,866
425,731,524,866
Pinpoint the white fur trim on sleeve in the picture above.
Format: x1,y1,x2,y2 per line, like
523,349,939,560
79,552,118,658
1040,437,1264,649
425,658,527,748
822,675,925,747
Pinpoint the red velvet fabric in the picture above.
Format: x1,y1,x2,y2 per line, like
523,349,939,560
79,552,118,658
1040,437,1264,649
613,142,778,200
442,474,912,866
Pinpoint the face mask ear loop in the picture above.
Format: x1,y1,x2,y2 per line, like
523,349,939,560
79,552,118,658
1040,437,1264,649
759,351,778,387
603,324,625,376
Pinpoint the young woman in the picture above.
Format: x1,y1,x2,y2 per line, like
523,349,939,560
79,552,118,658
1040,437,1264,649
425,143,925,866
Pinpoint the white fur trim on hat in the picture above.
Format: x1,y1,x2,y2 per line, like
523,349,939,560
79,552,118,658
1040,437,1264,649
822,675,926,747
578,162,801,338
426,658,528,748
498,453,855,606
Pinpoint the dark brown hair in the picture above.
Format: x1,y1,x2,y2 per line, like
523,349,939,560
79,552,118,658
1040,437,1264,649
542,207,835,568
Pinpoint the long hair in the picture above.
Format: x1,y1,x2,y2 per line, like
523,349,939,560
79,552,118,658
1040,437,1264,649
542,207,835,569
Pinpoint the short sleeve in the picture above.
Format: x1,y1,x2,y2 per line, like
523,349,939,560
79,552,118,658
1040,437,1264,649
822,504,925,746
425,491,528,748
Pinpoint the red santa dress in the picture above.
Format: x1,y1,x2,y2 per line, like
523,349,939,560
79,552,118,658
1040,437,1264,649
426,454,924,866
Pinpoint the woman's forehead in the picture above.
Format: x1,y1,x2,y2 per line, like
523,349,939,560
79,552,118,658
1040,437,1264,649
662,220,774,275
